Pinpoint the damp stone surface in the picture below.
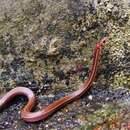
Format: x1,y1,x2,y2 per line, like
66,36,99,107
0,0,130,130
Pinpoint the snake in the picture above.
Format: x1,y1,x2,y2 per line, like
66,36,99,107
0,37,107,122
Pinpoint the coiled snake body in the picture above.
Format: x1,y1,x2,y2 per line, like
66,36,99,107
0,37,107,122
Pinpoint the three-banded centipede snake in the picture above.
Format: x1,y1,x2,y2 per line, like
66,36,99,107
0,37,107,122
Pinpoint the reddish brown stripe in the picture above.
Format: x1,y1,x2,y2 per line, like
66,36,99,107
0,37,107,122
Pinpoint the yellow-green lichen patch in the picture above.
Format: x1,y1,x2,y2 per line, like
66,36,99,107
0,0,130,130
78,103,122,130
112,71,130,88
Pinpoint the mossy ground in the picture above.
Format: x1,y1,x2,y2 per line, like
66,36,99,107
0,0,130,130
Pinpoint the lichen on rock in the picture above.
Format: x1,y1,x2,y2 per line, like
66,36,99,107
0,0,130,129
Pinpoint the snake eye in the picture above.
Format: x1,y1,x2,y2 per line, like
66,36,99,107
102,37,107,42
100,37,107,46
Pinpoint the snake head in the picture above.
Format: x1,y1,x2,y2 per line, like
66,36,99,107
96,37,107,49
99,37,107,46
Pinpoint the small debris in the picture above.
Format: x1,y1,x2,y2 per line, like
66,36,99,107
88,95,93,100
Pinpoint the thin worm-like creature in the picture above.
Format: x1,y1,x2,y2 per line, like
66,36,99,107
0,37,107,122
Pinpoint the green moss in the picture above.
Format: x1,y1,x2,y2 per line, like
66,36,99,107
113,71,130,88
76,104,120,130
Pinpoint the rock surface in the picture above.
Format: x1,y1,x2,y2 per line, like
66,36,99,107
0,0,130,129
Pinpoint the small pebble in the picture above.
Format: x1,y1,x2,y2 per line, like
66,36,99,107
88,95,93,100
